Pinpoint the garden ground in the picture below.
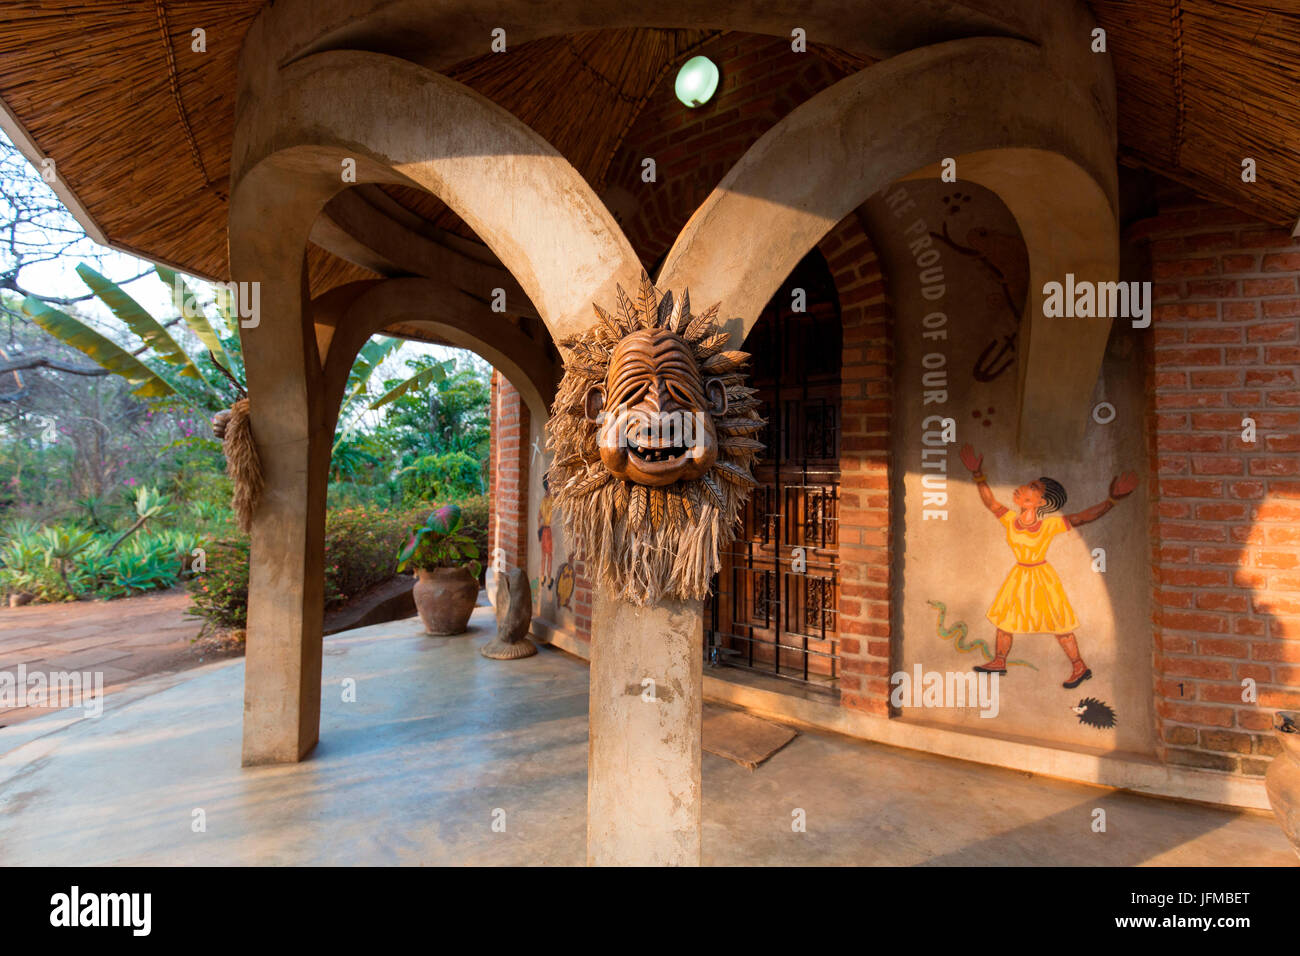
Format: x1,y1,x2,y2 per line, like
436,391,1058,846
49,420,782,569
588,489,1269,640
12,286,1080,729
0,588,237,727
0,607,1292,866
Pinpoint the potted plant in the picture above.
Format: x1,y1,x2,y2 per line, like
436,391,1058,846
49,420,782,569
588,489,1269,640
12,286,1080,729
397,504,482,635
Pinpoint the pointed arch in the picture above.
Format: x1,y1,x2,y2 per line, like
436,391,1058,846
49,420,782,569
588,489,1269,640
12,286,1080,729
656,38,1119,455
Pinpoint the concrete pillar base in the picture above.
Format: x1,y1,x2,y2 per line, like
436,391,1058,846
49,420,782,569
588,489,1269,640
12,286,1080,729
587,590,703,866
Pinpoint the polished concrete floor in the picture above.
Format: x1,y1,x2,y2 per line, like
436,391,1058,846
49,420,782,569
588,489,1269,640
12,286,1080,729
0,609,1293,866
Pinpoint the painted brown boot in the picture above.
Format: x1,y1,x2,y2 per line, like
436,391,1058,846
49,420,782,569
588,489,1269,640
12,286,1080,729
1063,660,1092,689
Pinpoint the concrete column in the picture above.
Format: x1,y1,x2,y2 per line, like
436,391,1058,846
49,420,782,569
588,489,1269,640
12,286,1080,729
240,423,330,766
587,590,703,866
228,173,333,768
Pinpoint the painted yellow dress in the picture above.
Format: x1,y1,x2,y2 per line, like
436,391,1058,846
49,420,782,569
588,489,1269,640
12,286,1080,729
985,510,1080,633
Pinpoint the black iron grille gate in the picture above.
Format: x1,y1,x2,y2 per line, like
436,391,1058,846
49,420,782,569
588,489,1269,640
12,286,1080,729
705,259,842,692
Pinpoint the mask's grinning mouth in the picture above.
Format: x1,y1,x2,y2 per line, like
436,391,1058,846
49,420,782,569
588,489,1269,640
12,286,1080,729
627,436,688,464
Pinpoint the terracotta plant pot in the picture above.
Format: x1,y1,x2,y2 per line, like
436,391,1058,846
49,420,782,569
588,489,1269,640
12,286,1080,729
412,567,478,635
1266,711,1300,857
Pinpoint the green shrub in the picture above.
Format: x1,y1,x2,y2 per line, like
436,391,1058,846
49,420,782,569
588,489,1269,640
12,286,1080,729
397,452,484,507
187,537,250,629
97,536,182,598
187,497,488,631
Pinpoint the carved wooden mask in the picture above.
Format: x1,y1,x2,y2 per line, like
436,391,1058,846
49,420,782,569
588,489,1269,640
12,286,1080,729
546,272,765,605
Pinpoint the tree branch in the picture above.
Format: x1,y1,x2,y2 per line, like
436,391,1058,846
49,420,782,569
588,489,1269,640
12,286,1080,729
0,354,109,377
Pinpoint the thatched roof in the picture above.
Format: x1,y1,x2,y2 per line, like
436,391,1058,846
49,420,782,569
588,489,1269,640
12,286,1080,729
1093,0,1300,229
0,2,1297,302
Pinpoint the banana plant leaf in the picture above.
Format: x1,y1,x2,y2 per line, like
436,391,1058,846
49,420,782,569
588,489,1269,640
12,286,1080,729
341,336,404,411
211,283,240,339
369,361,449,410
20,297,175,398
155,266,231,371
73,264,208,386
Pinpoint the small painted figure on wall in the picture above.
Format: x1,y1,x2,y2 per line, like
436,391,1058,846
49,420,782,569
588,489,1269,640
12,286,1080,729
958,444,1138,689
538,476,555,588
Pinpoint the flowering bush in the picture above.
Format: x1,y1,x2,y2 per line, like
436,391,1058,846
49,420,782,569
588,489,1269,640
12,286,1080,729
187,497,488,630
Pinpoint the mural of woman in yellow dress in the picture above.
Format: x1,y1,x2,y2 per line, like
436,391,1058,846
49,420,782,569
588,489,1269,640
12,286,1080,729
958,443,1138,689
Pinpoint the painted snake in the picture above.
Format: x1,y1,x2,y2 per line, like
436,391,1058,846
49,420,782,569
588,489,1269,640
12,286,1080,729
926,599,1038,670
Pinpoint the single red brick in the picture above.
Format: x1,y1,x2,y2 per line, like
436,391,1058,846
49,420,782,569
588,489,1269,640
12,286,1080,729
1195,592,1250,613
1247,368,1297,386
1189,370,1242,387
1161,567,1231,587
1194,546,1244,564
1159,478,1225,497
1159,656,1234,679
1249,457,1300,476
1234,616,1268,636
1242,277,1297,296
1187,279,1239,298
1157,633,1196,654
1267,617,1300,640
1159,610,1230,633
1247,322,1300,344
1154,258,1220,279
1158,433,1224,452
1155,701,1234,727
1194,502,1247,520
1160,523,1228,542
1263,300,1300,318
1190,457,1244,475
1225,347,1264,365
1155,347,1223,366
1263,252,1300,271
1238,710,1274,731
1222,301,1260,320
1221,254,1258,273
1200,638,1250,658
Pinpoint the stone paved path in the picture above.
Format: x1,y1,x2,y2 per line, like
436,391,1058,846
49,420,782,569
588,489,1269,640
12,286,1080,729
0,588,212,726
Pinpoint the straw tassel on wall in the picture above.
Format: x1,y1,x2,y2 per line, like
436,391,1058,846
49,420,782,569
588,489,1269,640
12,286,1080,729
211,398,263,533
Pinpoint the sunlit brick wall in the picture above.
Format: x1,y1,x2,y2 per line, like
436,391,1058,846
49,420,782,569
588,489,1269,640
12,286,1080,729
819,215,893,716
1136,184,1300,776
488,371,530,573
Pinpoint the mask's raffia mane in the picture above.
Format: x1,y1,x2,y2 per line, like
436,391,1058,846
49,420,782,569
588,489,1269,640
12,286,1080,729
545,272,765,605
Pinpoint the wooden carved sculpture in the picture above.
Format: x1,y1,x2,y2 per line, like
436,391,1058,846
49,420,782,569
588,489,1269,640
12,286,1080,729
547,272,764,605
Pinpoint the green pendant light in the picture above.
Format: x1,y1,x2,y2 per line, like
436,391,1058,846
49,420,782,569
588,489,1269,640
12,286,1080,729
674,55,720,108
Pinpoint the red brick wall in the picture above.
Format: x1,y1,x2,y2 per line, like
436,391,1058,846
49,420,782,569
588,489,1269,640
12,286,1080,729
1136,185,1300,775
819,215,894,717
488,371,530,573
